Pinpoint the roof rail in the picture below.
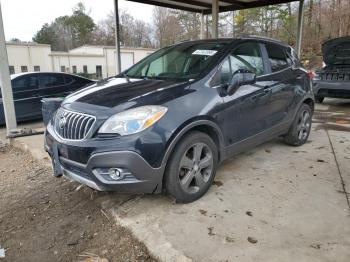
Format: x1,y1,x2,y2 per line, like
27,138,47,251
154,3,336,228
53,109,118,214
239,34,290,46
175,39,192,44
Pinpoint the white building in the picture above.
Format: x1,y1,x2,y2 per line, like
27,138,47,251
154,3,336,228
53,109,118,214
6,42,155,79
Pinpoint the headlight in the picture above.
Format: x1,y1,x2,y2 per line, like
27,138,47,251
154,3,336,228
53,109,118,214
98,105,167,135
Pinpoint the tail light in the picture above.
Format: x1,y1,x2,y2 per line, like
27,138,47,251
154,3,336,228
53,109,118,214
307,70,315,80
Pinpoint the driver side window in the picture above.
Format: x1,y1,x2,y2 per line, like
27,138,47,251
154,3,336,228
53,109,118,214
211,42,264,86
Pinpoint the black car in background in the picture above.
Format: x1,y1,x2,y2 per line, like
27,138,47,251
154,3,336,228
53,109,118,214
0,72,94,125
313,36,350,103
45,37,314,203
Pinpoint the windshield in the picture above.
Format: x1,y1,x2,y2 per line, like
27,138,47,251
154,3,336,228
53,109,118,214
125,42,229,80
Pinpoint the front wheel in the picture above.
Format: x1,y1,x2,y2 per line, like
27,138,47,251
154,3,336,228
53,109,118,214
164,131,218,203
284,104,312,146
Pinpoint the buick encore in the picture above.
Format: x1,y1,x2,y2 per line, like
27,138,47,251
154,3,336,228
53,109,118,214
45,37,314,203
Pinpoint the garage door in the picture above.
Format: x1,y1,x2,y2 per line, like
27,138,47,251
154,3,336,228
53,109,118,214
121,53,134,71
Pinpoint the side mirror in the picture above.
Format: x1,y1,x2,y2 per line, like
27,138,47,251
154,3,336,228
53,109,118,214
226,69,256,96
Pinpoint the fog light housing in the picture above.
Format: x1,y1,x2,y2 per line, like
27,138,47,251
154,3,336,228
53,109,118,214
108,168,123,180
92,167,135,184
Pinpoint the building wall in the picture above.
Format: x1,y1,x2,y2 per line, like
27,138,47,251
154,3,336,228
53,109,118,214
7,43,52,74
6,43,155,78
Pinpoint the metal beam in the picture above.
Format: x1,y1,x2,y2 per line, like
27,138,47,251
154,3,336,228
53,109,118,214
212,0,219,38
0,2,17,135
296,0,305,57
170,0,211,9
114,0,121,74
202,0,296,14
126,0,203,13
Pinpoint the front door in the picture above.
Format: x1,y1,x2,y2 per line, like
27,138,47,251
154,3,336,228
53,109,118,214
217,41,272,145
12,74,41,120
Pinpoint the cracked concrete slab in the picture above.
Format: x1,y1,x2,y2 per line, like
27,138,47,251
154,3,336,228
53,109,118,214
108,127,350,262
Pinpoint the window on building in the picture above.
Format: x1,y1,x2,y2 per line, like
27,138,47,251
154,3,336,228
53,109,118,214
60,66,66,73
34,66,40,72
265,43,289,72
21,66,28,73
83,65,88,74
96,65,102,79
9,66,15,74
40,74,65,88
72,65,77,74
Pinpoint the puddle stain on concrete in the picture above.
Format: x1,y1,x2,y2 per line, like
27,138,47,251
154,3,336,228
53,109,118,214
314,123,350,132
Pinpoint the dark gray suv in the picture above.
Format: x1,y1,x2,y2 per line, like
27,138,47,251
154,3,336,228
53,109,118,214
45,36,314,203
313,36,350,103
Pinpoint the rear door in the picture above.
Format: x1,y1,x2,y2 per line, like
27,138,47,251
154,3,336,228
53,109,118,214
39,73,67,99
12,74,41,119
262,43,296,127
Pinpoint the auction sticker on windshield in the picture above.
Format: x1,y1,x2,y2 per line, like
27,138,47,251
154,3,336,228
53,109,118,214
192,50,218,56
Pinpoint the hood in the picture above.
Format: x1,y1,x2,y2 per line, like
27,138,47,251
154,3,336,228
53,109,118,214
63,77,189,109
322,36,350,65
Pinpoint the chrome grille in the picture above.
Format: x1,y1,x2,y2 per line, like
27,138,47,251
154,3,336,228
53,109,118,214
54,108,95,140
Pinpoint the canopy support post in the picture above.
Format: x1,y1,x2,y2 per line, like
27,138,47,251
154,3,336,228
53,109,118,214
296,0,305,57
0,2,17,136
212,0,219,38
114,0,121,74
200,12,205,39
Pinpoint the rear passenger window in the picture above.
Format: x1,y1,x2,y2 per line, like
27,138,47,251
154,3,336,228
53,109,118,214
265,44,289,72
40,74,65,88
64,75,77,85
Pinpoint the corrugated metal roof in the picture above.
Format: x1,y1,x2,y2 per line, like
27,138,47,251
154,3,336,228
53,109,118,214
126,0,298,14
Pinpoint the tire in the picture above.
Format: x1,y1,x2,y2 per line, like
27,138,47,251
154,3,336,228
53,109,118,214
315,96,324,103
164,131,218,203
284,103,312,146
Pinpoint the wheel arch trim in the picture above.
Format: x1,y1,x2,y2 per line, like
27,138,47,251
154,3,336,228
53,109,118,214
161,119,225,169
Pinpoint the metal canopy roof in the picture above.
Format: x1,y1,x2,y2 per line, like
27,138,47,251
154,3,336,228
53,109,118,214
126,0,297,14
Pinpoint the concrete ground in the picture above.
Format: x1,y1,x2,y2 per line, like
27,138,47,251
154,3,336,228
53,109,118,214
1,98,349,262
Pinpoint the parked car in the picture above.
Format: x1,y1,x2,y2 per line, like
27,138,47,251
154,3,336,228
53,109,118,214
45,37,314,203
313,36,350,103
0,72,94,125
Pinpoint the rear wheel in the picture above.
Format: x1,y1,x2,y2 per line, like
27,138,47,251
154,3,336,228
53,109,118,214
315,96,324,103
284,104,312,146
165,131,218,203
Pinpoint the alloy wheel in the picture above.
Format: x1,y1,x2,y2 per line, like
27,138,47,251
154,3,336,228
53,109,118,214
297,110,311,141
178,142,214,194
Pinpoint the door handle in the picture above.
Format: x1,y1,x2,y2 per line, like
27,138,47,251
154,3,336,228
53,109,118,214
251,87,271,100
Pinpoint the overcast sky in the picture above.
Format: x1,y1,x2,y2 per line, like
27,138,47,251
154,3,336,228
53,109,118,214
1,0,154,41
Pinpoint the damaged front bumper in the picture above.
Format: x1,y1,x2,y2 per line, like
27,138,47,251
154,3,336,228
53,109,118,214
45,125,164,194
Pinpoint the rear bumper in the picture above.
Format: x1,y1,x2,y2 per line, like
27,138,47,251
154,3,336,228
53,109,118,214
313,81,350,98
45,129,164,194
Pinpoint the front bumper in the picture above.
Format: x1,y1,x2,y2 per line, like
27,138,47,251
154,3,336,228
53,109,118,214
45,126,164,194
313,81,350,98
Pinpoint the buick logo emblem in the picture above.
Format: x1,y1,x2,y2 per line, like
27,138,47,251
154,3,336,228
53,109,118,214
58,113,68,129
